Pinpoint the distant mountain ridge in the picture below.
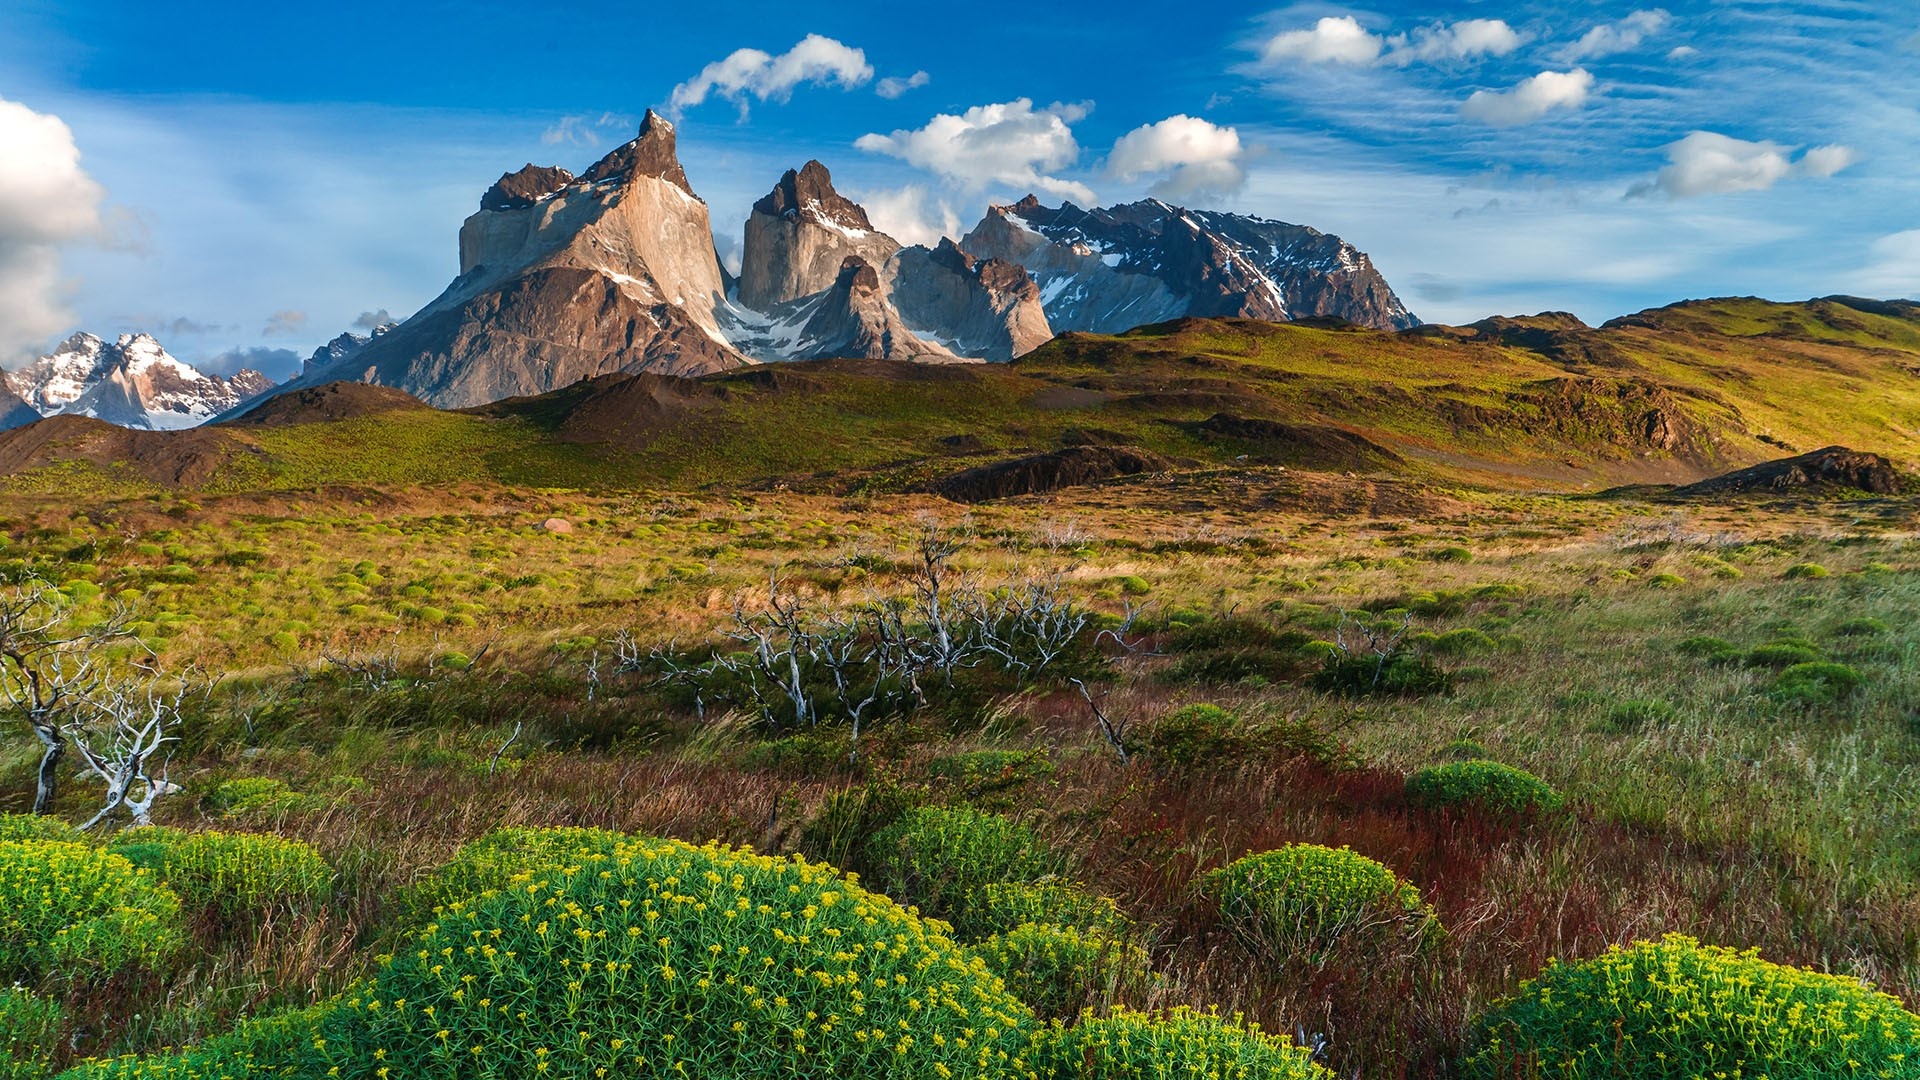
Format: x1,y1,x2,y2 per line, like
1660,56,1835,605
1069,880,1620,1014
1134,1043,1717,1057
254,111,1417,410
5,333,274,431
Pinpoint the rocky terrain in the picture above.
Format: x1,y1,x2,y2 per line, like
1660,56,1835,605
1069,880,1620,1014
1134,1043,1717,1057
5,332,274,431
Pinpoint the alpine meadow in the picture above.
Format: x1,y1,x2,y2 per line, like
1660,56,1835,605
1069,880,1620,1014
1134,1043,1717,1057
1,4,1919,1078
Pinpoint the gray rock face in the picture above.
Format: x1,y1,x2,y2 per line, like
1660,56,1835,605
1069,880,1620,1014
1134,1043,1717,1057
737,256,955,363
961,195,1417,333
737,161,901,310
887,239,1052,361
282,109,746,409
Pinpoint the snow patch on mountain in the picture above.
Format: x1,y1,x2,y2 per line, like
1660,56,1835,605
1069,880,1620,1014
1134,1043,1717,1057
7,332,276,430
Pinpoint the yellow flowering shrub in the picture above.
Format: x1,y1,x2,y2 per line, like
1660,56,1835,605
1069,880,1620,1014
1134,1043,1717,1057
1028,1006,1331,1079
399,825,627,920
1461,934,1920,1079
0,840,182,980
0,987,61,1080
0,813,81,844
159,832,333,915
976,883,1133,940
870,807,1065,940
972,922,1152,1020
304,834,1037,1078
1205,844,1438,961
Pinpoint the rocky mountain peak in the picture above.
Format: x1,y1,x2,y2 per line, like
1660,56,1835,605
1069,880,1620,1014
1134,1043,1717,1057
5,331,276,430
834,255,883,296
481,164,578,212
580,109,694,196
753,161,874,231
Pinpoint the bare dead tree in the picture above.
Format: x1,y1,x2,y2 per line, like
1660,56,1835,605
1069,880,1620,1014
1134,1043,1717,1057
1094,599,1152,657
0,579,141,815
1070,677,1133,763
724,570,821,731
320,630,403,690
1333,609,1414,693
71,680,190,831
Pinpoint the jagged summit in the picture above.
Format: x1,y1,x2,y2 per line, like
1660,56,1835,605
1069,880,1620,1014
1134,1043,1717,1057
753,161,876,231
739,160,899,310
579,110,694,195
481,165,577,212
964,195,1417,333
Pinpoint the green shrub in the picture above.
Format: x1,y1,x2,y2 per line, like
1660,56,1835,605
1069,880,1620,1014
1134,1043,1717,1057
977,882,1133,938
0,988,60,1080
0,841,182,980
1833,616,1889,637
1312,651,1451,697
1431,628,1497,656
206,777,305,816
1028,1006,1330,1080
1744,642,1823,669
1139,704,1247,766
1771,662,1865,705
1406,760,1561,817
105,826,190,873
797,780,924,879
403,825,627,919
870,807,1064,940
1439,738,1491,761
56,1003,327,1080
1430,545,1474,563
925,749,1055,797
0,814,80,844
305,836,1035,1079
159,831,332,915
1603,699,1678,733
973,922,1151,1020
1206,844,1437,960
1647,572,1686,589
1461,934,1920,1080
1783,562,1831,580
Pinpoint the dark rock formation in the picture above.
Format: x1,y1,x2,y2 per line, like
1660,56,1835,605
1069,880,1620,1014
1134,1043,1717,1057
932,445,1170,502
221,381,430,427
784,256,954,362
1675,446,1902,496
888,239,1052,361
579,110,693,195
738,161,900,310
480,164,577,211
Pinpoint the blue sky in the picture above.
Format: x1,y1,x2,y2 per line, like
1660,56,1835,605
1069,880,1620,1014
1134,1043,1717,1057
0,0,1915,375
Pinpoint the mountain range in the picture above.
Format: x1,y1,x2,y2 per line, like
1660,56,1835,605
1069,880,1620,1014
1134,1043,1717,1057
4,333,274,431
252,111,1416,411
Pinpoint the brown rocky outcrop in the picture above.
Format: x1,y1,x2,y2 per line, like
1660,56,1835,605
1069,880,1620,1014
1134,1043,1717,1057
931,444,1170,502
1674,446,1902,496
480,165,577,211
737,161,901,310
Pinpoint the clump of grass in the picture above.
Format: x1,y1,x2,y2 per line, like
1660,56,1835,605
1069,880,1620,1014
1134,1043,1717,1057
1783,562,1831,580
1832,616,1888,637
1743,642,1823,669
1431,628,1498,656
1206,843,1438,961
1648,572,1686,589
1675,635,1738,662
0,988,60,1080
205,777,308,816
1405,760,1562,817
1603,699,1679,733
157,831,333,916
1460,934,1920,1080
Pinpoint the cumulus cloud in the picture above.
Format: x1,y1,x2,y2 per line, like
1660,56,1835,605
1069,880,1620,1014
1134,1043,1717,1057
263,309,308,336
1558,10,1670,61
1259,16,1383,65
1259,16,1523,68
669,35,873,117
201,345,301,379
875,71,930,99
1460,69,1594,125
855,99,1096,204
1385,19,1526,65
1630,131,1857,198
353,308,396,330
0,97,106,364
858,185,961,247
1107,115,1248,201
541,112,629,146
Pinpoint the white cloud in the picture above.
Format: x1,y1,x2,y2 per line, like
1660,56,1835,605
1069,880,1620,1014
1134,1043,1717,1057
858,184,961,247
1853,230,1920,298
1260,16,1382,66
1460,69,1594,126
1107,115,1248,201
1385,19,1526,65
855,99,1096,204
1558,10,1671,61
0,97,106,364
1633,131,1858,198
1667,45,1699,60
669,35,873,117
875,71,930,99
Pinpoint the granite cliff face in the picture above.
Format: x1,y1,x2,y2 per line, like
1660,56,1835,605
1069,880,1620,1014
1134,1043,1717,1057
289,110,746,409
737,162,902,310
887,240,1052,361
962,195,1417,333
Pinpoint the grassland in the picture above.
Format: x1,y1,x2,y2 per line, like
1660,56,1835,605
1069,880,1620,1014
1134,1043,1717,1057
5,297,1920,1077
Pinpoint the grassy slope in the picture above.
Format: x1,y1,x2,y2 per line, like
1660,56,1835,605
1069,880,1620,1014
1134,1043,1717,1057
5,297,1920,498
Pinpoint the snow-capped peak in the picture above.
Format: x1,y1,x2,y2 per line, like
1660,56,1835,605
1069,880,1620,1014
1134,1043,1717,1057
5,332,277,431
